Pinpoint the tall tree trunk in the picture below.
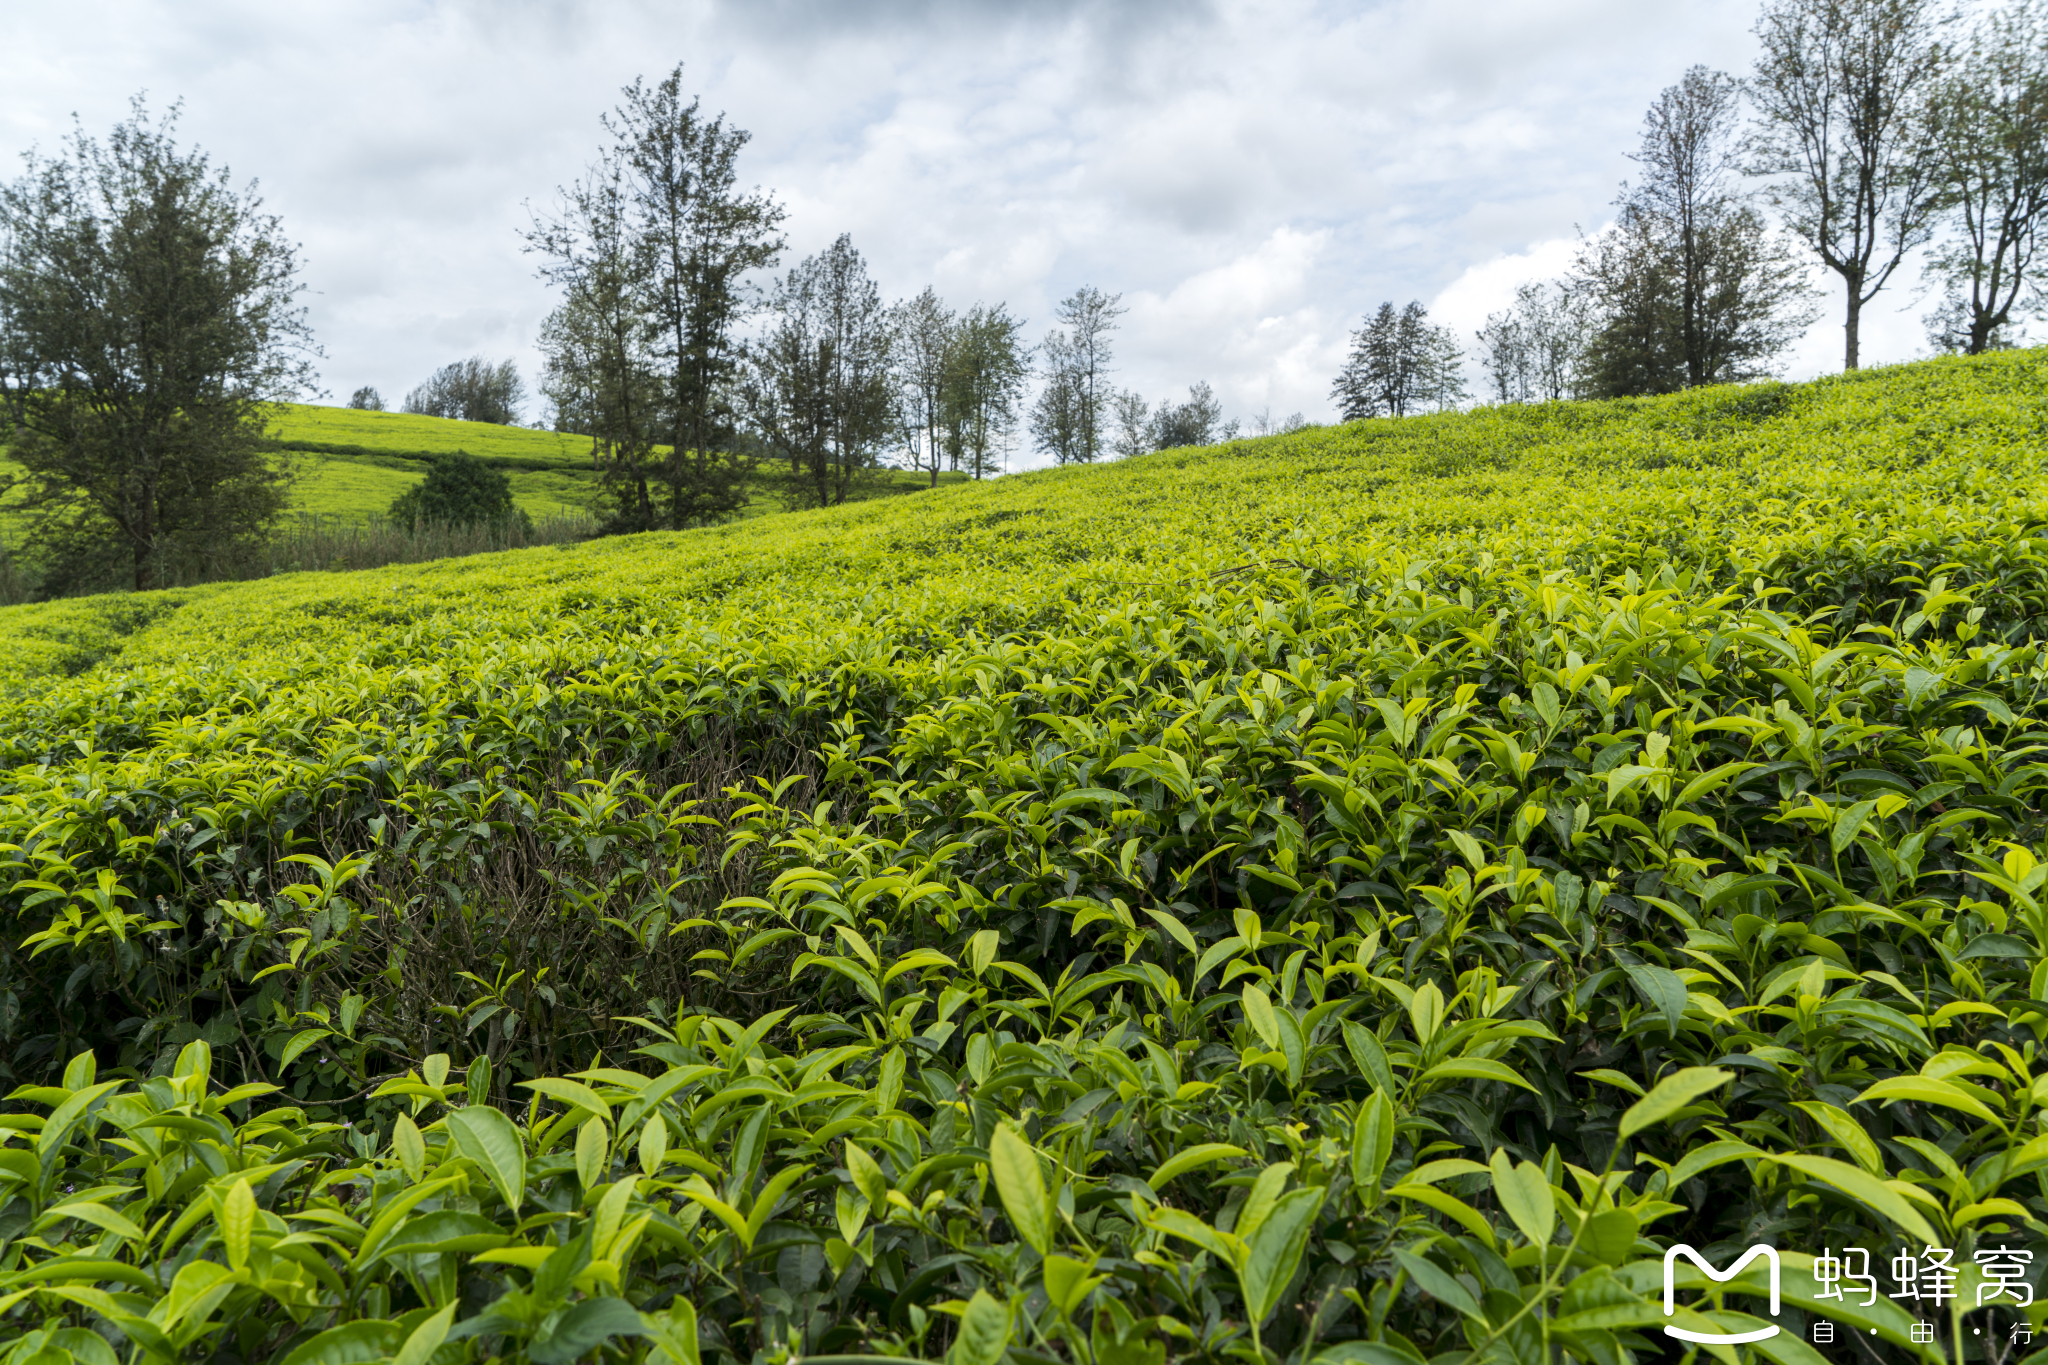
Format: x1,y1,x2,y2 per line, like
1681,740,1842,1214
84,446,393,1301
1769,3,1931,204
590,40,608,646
1844,285,1863,371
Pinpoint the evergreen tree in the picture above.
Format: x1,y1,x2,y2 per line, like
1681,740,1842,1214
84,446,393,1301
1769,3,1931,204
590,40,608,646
1330,301,1464,420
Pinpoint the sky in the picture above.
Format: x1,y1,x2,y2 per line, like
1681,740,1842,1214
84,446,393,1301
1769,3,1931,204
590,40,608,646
5,0,1942,469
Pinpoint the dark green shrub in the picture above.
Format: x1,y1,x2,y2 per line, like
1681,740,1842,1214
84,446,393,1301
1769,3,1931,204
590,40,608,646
387,450,530,532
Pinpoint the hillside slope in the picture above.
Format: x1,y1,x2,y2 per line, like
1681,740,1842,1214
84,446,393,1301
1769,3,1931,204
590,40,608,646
3,354,2048,1364
268,401,967,521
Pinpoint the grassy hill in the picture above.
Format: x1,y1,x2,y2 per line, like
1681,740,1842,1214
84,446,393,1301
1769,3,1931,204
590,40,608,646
268,402,968,521
0,403,973,544
3,353,2047,1364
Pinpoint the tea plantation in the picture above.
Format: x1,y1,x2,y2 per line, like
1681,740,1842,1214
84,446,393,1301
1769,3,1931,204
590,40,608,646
2,352,2047,1365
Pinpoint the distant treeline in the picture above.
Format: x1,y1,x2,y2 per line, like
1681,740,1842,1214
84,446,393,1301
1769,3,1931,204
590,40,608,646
1334,0,2048,419
5,0,2045,596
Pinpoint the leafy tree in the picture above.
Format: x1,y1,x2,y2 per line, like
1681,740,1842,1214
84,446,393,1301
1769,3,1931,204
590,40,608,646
403,357,526,425
387,451,527,531
1473,306,1530,405
1110,390,1151,459
0,98,313,593
534,161,666,531
1031,335,1089,465
1924,0,2048,354
347,386,384,411
1747,0,1952,369
1331,301,1464,419
529,65,783,532
892,286,954,487
940,302,1030,478
1150,381,1225,449
613,66,783,528
1924,289,2022,349
1577,68,1816,398
1510,287,1581,402
745,234,895,508
1031,286,1123,464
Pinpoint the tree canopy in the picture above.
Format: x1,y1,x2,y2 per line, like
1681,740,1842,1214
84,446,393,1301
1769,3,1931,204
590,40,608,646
0,98,314,593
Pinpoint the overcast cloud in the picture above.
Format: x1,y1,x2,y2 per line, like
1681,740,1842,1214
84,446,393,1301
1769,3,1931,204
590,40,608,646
4,0,1939,468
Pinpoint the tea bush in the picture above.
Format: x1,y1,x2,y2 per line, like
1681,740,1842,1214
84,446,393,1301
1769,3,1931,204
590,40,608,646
4,353,2048,1364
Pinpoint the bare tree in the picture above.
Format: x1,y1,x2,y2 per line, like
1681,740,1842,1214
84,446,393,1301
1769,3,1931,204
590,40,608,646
1247,408,1309,436
1924,0,2048,354
0,98,314,593
1747,0,1953,369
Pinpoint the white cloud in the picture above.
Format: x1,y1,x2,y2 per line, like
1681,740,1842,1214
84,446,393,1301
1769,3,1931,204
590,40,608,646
1428,236,1586,338
0,0,1946,458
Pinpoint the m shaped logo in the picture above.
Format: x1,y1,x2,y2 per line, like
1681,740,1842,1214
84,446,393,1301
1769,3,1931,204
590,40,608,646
1664,1244,1781,1344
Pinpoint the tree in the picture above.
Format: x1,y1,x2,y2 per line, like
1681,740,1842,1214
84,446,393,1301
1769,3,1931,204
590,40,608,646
611,66,784,528
1924,289,2021,349
1747,0,1953,369
1110,391,1151,459
1591,68,1817,396
1474,307,1530,404
1031,286,1124,464
941,303,1030,478
1331,302,1464,420
1030,334,1088,466
892,287,954,487
532,161,665,531
745,235,895,509
1519,282,1594,402
349,386,384,411
1923,0,2048,354
0,98,314,593
1150,382,1225,449
528,65,783,532
403,357,526,424
1246,408,1309,436
388,451,528,531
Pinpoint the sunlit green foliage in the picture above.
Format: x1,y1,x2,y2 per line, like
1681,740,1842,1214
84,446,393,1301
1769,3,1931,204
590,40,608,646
269,404,599,467
4,353,2048,1363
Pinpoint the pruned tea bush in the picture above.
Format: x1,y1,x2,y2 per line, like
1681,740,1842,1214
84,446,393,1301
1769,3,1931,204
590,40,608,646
4,353,2048,1364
